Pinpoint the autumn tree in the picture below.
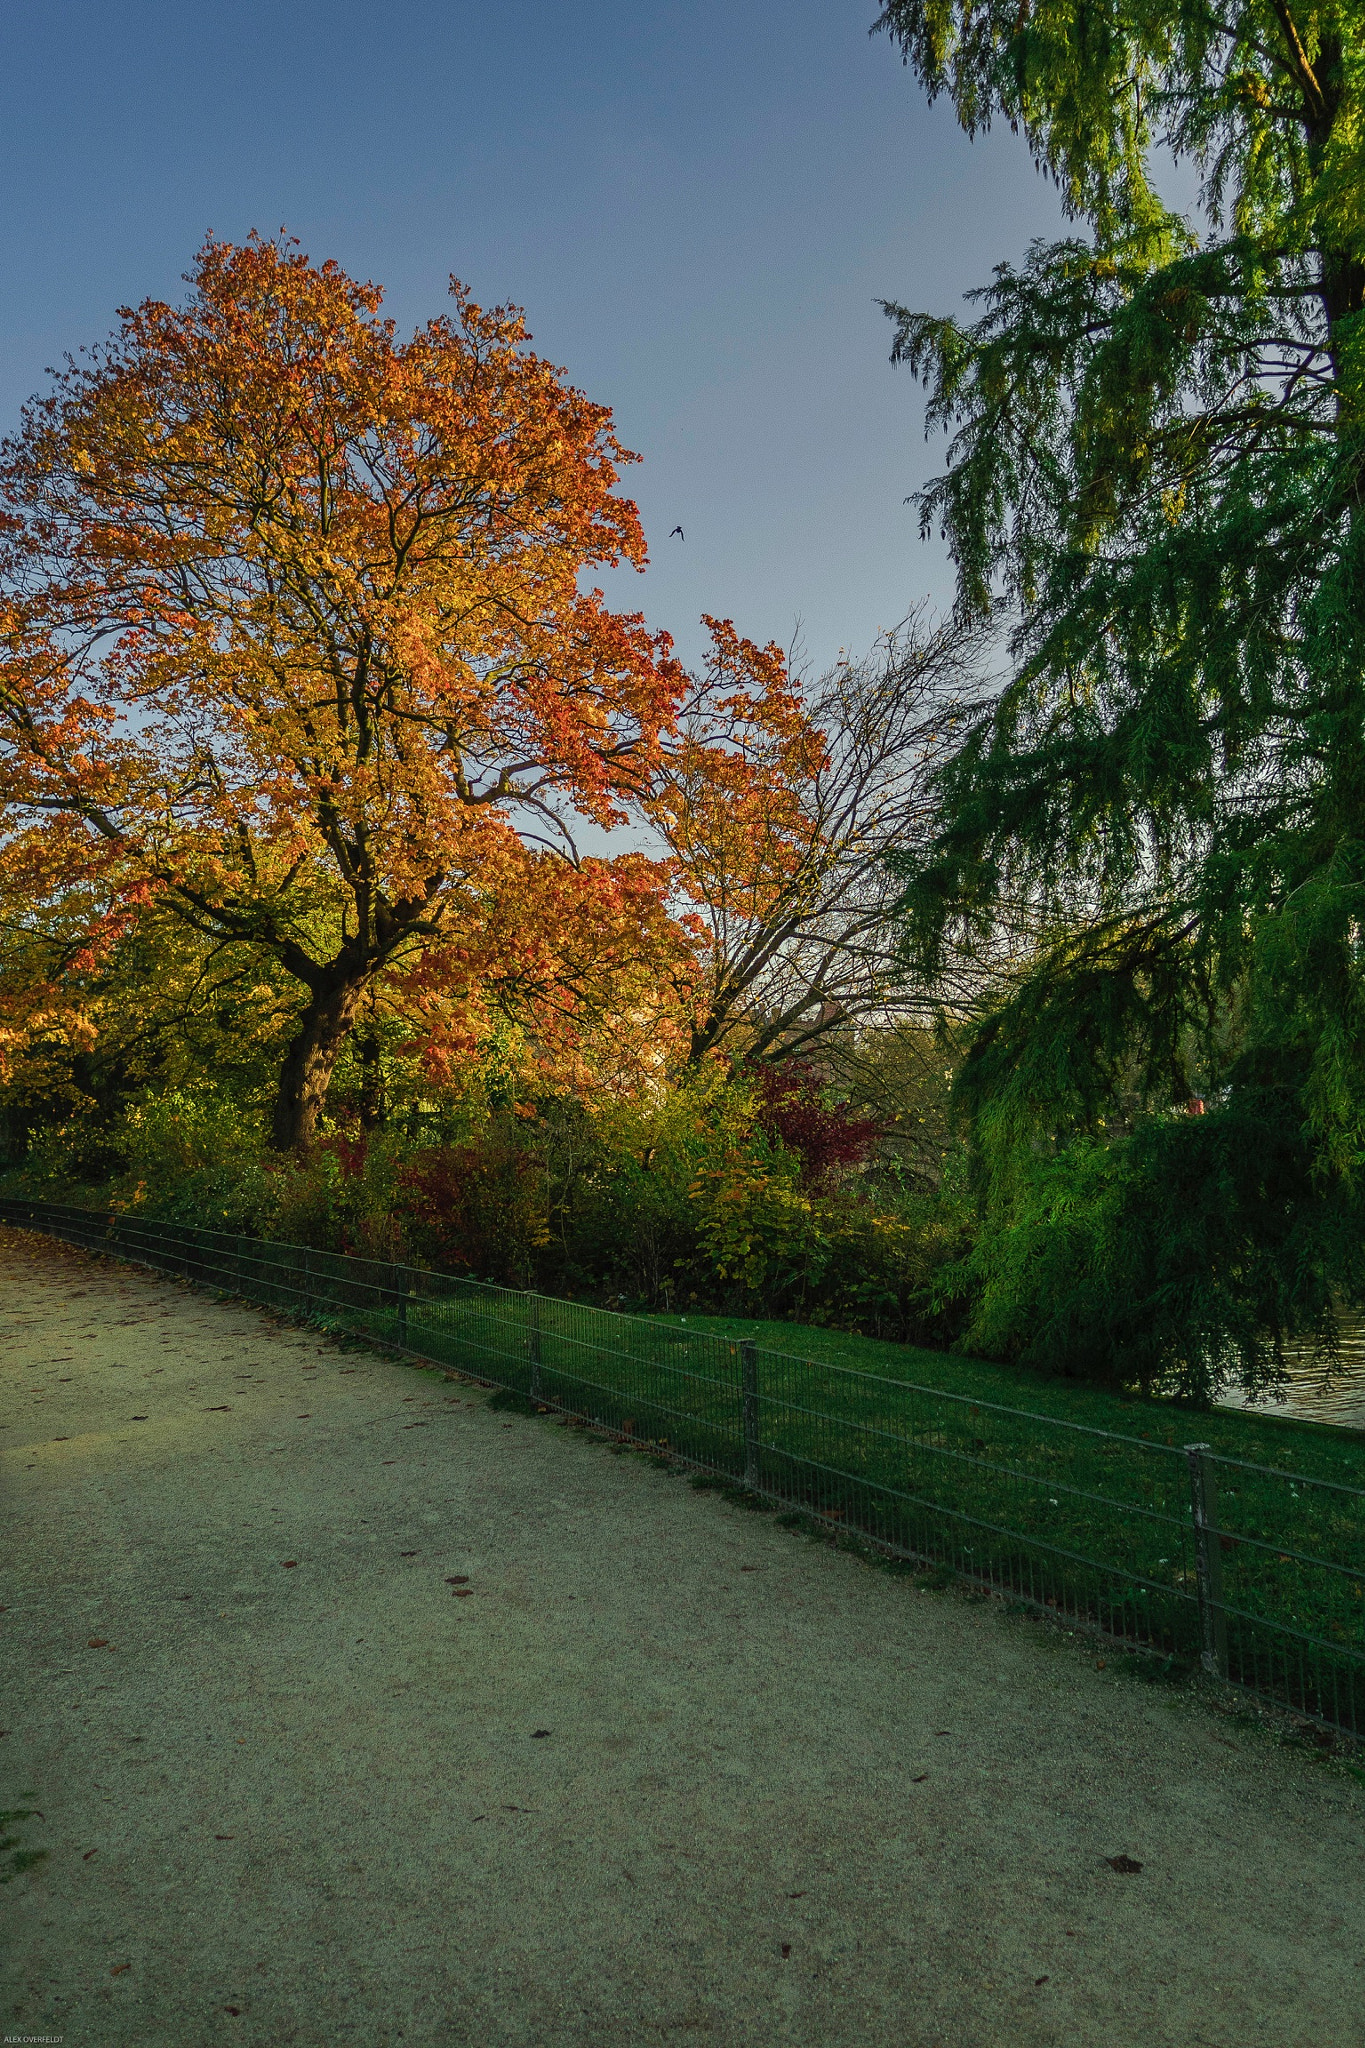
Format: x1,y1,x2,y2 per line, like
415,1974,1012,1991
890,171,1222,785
647,609,984,1066
0,235,691,1150
876,0,1365,1388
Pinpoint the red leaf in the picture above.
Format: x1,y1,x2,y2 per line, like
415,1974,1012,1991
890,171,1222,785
280,1560,298,1569
87,1638,109,1648
1105,1854,1143,1873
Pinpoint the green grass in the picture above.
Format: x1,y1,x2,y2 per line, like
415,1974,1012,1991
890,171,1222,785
650,1310,1365,1486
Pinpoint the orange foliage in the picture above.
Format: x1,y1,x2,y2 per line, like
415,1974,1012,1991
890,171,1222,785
0,236,696,1144
642,617,831,1057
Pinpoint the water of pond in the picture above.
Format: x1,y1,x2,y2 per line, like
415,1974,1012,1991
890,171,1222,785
1216,1315,1365,1433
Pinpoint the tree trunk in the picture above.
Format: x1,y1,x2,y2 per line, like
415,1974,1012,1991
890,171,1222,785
270,976,368,1153
358,1028,386,1131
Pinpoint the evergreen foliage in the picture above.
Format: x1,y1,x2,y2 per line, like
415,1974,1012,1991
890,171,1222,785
877,0,1365,1393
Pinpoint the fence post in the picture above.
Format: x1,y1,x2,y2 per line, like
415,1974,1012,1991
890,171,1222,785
1184,1442,1228,1679
527,1293,542,1401
392,1265,408,1347
740,1340,760,1490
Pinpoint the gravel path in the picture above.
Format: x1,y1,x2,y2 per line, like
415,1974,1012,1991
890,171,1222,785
2,1226,1361,2048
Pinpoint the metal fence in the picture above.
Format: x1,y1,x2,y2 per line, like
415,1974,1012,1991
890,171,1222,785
5,1196,1363,1740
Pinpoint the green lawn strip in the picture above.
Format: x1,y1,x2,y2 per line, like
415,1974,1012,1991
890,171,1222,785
653,1311,1365,1483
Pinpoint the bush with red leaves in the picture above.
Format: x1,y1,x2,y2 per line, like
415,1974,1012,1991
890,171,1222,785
396,1136,549,1286
752,1062,881,1189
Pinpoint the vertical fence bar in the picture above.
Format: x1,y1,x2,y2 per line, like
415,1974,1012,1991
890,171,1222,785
741,1339,759,1489
527,1292,542,1401
1185,1442,1228,1679
391,1264,408,1347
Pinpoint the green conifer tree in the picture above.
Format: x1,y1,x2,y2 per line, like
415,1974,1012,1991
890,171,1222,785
878,0,1365,1392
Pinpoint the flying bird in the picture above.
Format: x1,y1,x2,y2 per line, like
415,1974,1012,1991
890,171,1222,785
669,525,684,540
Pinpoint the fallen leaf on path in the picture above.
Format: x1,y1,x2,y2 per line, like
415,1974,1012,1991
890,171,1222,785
400,1551,418,1557
452,1589,473,1598
110,1964,130,1977
87,1638,109,1648
206,1406,232,1412
911,1773,929,1783
531,1729,551,1738
131,1415,149,1422
280,1561,298,1569
787,1891,806,1898
1105,1854,1143,1874
224,2006,241,2016
83,1848,98,1861
1035,1976,1050,1987
446,1576,469,1584
780,1944,791,1959
215,1834,234,1840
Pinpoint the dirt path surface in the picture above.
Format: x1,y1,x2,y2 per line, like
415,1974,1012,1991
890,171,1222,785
1,1227,1361,2048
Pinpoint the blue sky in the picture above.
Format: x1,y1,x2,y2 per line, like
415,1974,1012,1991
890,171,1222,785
2,0,1073,671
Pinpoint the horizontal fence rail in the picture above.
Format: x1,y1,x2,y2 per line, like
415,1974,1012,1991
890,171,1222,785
5,1197,1363,1740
